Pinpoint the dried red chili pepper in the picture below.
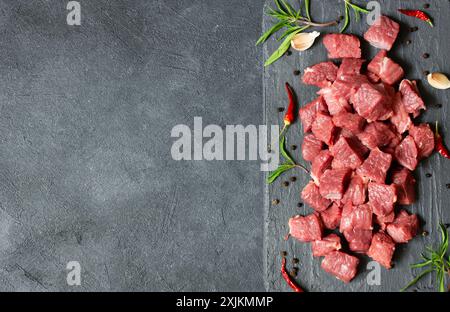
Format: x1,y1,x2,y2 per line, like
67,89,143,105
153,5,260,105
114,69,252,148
281,257,304,292
435,121,450,159
398,9,434,27
282,82,296,133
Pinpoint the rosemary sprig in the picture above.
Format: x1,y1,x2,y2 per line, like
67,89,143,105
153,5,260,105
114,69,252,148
266,133,309,184
401,224,450,292
257,0,370,66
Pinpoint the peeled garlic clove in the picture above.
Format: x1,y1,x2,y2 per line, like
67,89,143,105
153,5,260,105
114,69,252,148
290,31,320,52
427,72,450,90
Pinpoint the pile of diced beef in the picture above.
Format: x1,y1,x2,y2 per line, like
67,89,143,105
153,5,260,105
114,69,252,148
289,16,434,283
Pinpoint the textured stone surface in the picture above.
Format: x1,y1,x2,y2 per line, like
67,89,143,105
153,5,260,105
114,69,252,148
0,0,264,291
264,0,450,292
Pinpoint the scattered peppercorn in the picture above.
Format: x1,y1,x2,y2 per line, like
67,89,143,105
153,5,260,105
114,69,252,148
278,107,285,112
436,104,443,108
423,53,430,59
410,26,419,32
292,258,300,264
289,270,297,277
293,70,301,76
424,4,430,9
422,231,429,237
291,145,297,150
405,40,412,45
290,176,297,182
423,70,430,76
297,202,303,208
286,50,292,56
425,173,432,178
272,199,280,205
267,146,272,153
339,15,345,21
283,181,290,187
446,183,450,189
281,251,288,257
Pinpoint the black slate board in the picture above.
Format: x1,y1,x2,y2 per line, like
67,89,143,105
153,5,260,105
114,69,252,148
263,0,450,292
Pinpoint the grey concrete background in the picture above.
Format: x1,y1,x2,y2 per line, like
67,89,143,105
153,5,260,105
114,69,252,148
0,0,266,291
264,0,450,292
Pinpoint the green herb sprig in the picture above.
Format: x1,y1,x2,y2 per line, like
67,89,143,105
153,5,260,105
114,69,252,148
401,224,450,292
257,0,370,66
266,135,309,184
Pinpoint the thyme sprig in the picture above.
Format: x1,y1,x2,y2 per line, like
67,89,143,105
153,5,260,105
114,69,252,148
257,0,369,66
401,224,450,292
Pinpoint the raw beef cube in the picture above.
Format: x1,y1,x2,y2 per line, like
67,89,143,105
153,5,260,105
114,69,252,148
374,212,395,231
356,148,392,183
323,34,362,59
311,150,333,185
399,79,426,117
367,50,404,85
302,134,324,162
391,167,416,205
340,202,373,232
336,58,365,79
386,210,420,243
368,182,397,217
319,168,352,200
364,16,400,51
332,112,366,135
312,234,342,257
344,229,373,253
351,83,392,122
357,122,400,150
318,85,351,115
332,74,370,101
409,123,435,159
367,232,396,269
311,112,337,145
394,136,418,171
289,213,324,242
299,96,328,133
302,61,339,88
321,251,360,283
390,92,412,134
302,181,332,212
320,203,342,230
330,136,365,170
343,175,367,206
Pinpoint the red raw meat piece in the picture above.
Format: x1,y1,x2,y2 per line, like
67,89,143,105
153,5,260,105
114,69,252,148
367,232,396,269
321,251,360,283
302,181,332,212
336,58,365,79
340,202,373,232
409,123,435,159
368,182,397,217
330,136,365,170
311,112,337,145
311,150,333,185
320,203,342,230
318,85,351,115
357,121,400,150
289,213,324,242
356,148,392,183
302,134,324,162
374,212,395,231
344,229,373,253
390,92,412,134
331,74,370,101
399,80,426,118
323,34,362,59
299,96,328,133
351,83,392,122
319,168,352,200
302,61,339,88
391,167,416,205
394,136,418,171
332,112,366,135
364,16,400,51
386,210,420,243
312,234,342,257
367,50,404,85
343,174,367,206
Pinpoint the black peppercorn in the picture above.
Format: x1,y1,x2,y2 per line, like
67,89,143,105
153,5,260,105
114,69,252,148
272,199,280,205
422,231,429,237
291,145,297,150
446,183,450,189
425,173,432,178
293,70,301,76
423,70,430,76
405,40,412,45
424,3,430,9
292,258,299,264
286,50,292,56
297,202,303,208
281,251,288,257
290,176,297,182
283,181,290,187
436,104,443,108
278,107,285,112
423,53,430,59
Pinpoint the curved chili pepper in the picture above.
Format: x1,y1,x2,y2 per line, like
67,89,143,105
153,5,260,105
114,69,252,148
435,121,450,159
398,9,433,27
282,82,296,132
281,257,304,292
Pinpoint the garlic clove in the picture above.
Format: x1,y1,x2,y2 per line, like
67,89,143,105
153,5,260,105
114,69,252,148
427,72,450,90
290,31,321,52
